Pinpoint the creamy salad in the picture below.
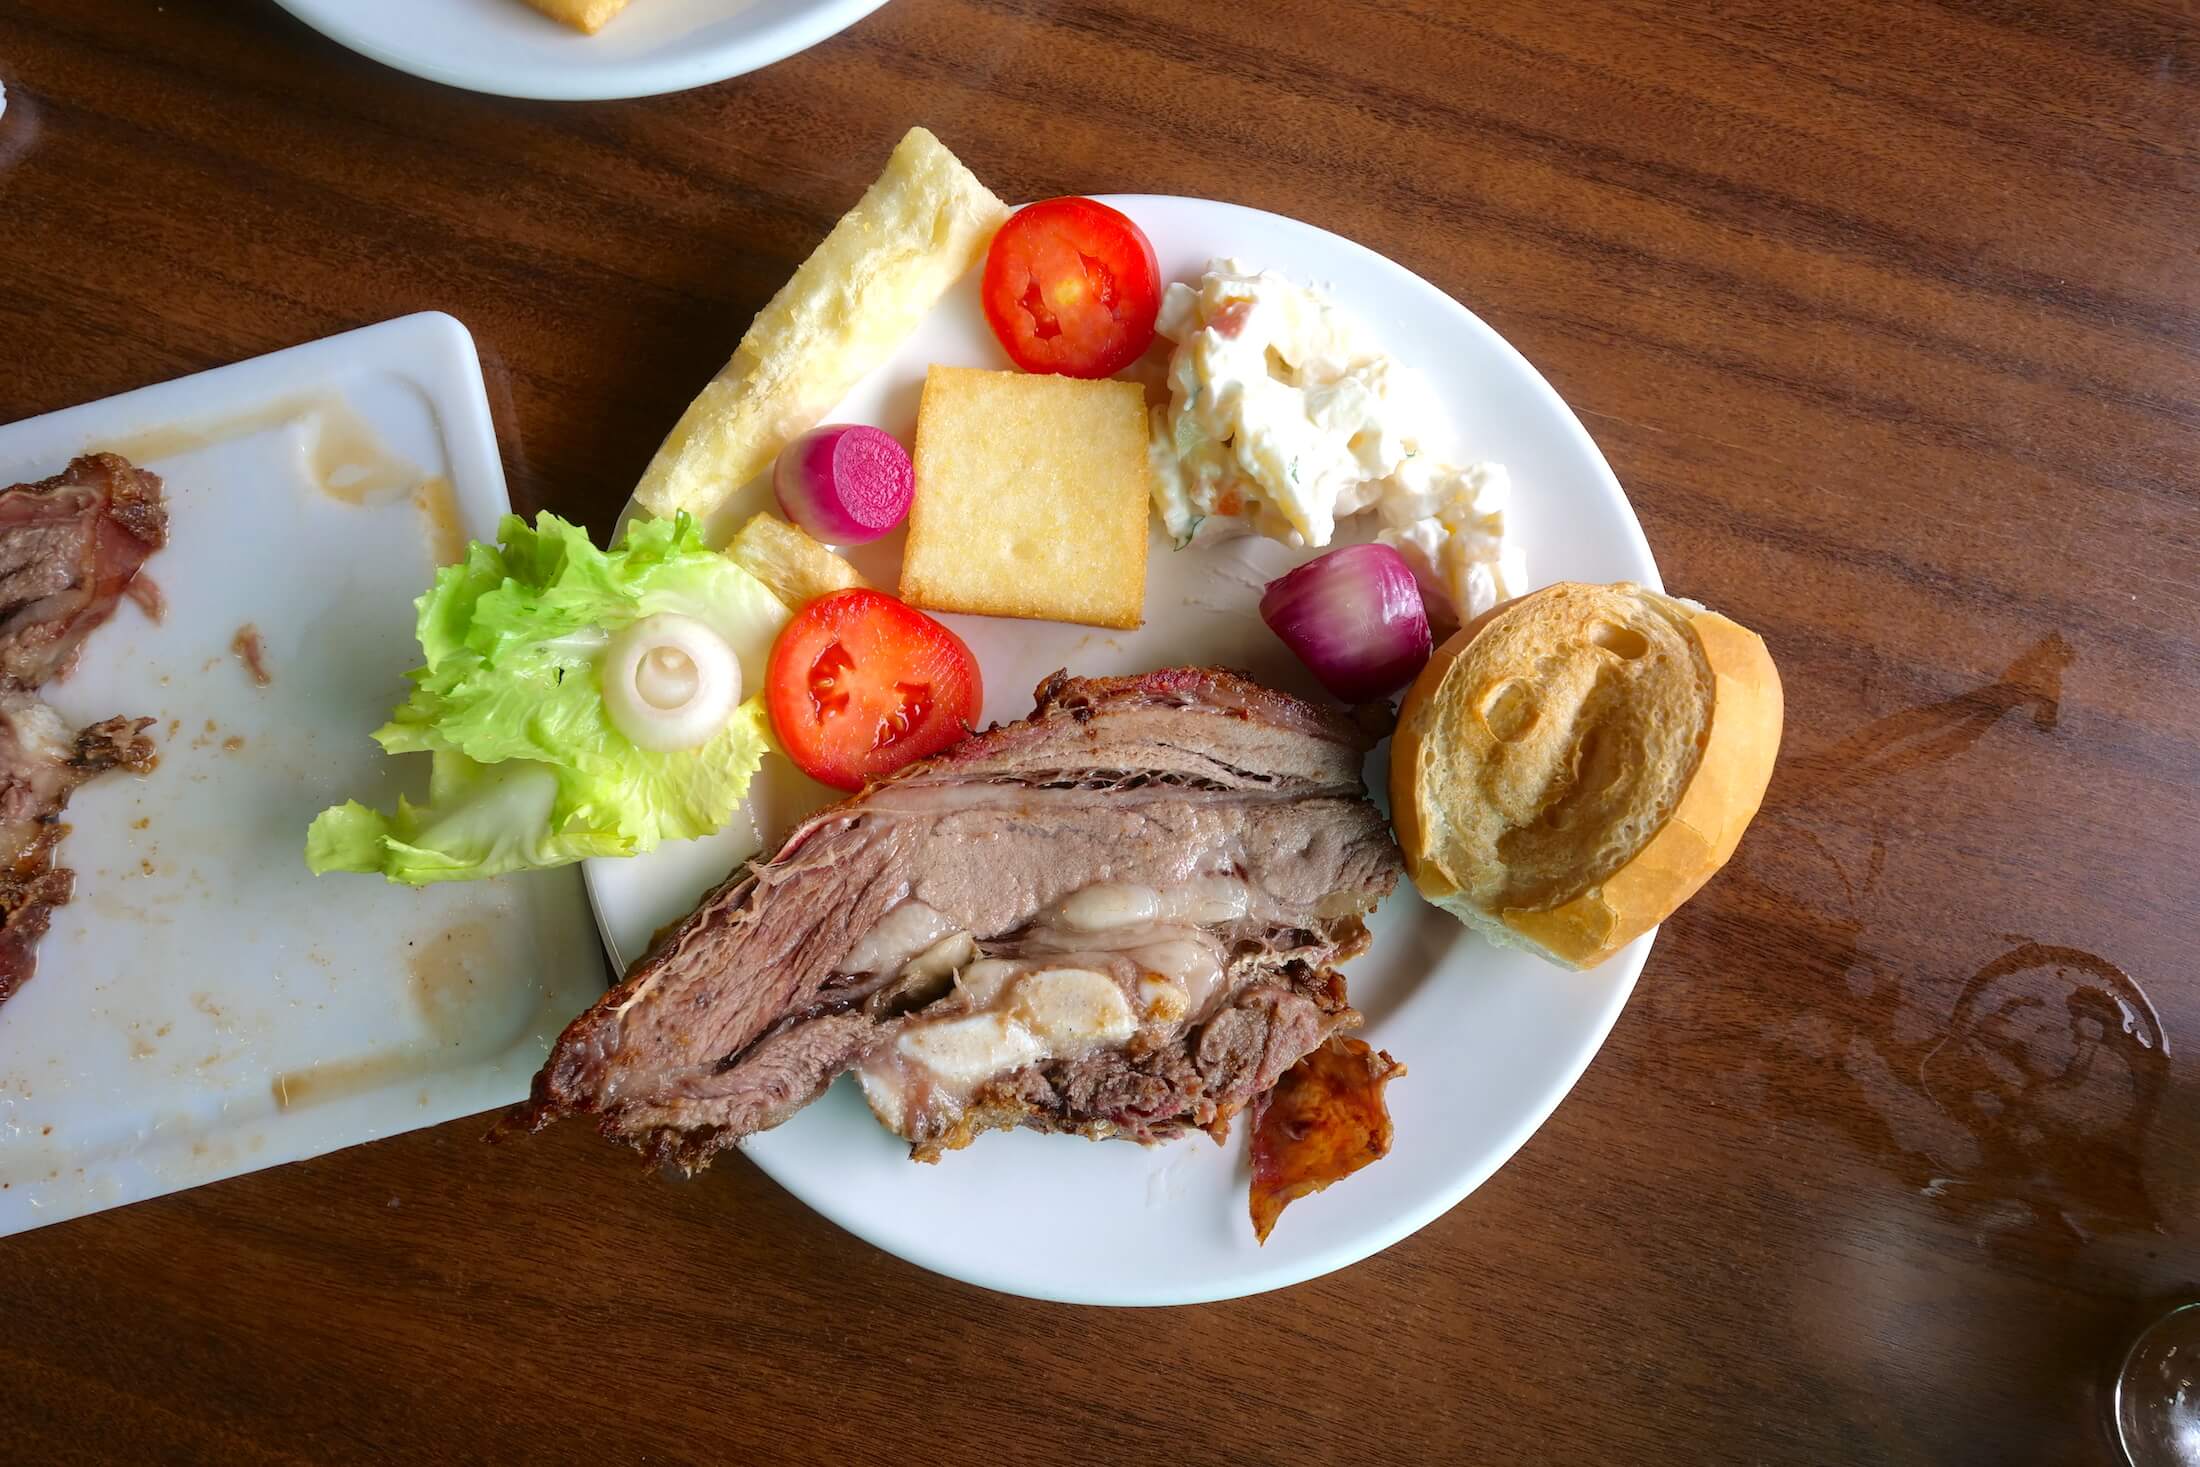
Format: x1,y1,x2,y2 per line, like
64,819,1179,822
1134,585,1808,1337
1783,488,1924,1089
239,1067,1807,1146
1147,261,1525,621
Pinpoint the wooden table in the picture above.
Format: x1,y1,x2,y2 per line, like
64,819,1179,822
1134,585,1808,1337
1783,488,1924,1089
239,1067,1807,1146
4,2,2195,1461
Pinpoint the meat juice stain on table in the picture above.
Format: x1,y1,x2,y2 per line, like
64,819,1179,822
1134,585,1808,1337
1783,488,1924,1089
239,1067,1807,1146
1733,632,2175,1246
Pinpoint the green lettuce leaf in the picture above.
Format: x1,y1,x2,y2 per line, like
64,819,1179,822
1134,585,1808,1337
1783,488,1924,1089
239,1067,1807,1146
309,512,786,884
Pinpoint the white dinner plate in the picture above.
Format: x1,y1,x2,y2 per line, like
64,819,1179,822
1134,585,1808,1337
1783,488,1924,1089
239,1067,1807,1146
0,314,607,1237
271,0,893,101
584,196,1659,1305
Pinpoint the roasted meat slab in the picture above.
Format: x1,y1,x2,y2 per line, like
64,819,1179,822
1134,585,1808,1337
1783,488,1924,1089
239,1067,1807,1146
0,694,155,1003
0,453,166,1005
510,667,1404,1168
0,452,167,686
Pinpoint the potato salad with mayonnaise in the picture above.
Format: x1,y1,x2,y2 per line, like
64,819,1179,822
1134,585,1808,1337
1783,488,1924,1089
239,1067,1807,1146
1147,261,1526,622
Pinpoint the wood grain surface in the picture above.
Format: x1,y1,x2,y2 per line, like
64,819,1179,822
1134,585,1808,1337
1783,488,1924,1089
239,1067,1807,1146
4,2,2197,1462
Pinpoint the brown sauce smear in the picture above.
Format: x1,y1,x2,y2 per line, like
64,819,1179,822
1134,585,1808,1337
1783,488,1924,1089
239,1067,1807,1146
230,625,271,686
272,919,534,1114
272,1053,423,1112
412,476,467,566
407,920,500,1048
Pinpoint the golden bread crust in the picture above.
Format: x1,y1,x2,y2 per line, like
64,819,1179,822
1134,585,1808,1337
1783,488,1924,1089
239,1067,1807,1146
1391,582,1782,969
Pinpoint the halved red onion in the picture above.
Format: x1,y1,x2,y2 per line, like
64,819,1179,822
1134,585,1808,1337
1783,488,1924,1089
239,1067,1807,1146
1260,543,1433,703
772,425,913,544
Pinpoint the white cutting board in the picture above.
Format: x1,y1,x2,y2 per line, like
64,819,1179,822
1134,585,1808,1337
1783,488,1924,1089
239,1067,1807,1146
0,313,605,1236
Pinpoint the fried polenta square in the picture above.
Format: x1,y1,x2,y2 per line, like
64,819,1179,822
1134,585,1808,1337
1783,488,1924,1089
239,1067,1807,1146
902,367,1151,630
521,0,631,35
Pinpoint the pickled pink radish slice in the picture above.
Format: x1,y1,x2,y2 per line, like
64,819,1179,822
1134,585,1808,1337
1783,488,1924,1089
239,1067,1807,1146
772,425,914,545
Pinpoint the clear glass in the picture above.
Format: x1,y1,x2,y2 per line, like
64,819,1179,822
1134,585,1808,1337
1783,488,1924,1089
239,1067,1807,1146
2117,1304,2200,1467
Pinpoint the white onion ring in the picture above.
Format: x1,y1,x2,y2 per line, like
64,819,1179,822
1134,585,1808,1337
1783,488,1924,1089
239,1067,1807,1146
601,612,739,752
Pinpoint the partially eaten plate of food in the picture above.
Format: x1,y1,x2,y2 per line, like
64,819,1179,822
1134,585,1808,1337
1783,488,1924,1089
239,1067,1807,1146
311,131,1782,1304
0,314,609,1238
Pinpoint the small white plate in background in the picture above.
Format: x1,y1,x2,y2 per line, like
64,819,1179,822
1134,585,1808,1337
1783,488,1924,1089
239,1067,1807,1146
271,0,894,101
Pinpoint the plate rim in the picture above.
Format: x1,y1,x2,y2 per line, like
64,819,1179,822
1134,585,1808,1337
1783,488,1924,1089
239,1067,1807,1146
269,0,895,101
584,192,1659,1304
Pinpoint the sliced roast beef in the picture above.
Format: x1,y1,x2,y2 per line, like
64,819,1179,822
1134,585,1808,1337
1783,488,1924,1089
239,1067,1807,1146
0,452,167,687
0,454,168,1008
509,667,1403,1168
0,695,156,1003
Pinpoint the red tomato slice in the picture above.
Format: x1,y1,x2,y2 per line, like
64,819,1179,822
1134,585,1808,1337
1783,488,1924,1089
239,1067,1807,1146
981,197,1162,379
765,589,983,791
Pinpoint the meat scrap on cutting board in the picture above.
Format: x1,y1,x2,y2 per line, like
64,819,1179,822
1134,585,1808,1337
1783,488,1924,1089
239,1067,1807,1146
0,453,166,1006
507,667,1406,1191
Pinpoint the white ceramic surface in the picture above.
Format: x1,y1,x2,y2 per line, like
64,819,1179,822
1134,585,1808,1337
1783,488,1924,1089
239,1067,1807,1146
0,313,606,1237
585,196,1661,1305
272,0,894,101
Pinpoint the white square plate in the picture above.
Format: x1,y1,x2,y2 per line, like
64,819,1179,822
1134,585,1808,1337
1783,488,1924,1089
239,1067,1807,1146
0,313,605,1236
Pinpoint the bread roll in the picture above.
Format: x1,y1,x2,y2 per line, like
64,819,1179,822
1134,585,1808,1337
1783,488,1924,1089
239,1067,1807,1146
1389,582,1781,969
